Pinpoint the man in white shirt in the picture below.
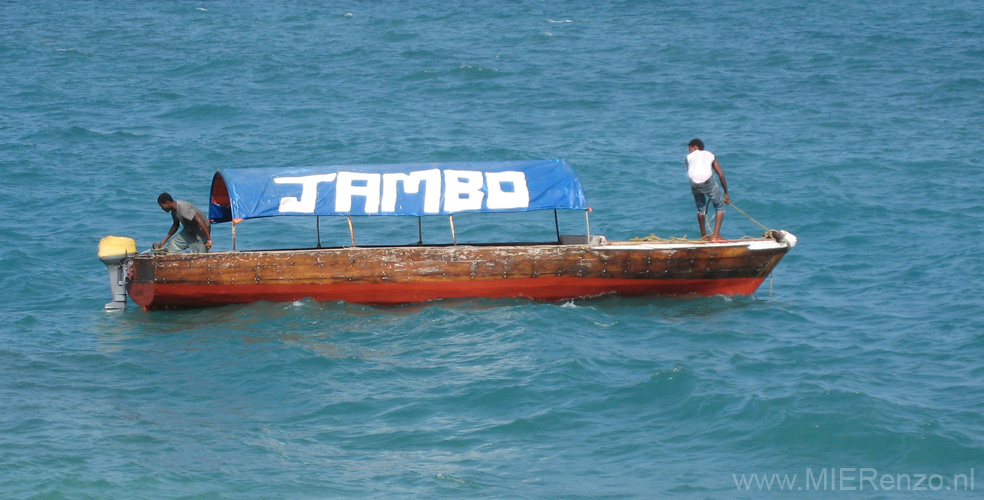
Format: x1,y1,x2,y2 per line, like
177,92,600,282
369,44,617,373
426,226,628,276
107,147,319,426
686,138,731,242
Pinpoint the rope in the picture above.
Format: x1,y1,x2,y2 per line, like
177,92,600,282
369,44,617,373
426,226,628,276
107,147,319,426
630,233,764,243
728,201,770,232
630,234,697,243
632,201,781,242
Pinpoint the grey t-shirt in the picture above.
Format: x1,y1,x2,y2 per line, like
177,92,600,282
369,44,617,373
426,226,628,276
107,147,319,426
172,200,210,239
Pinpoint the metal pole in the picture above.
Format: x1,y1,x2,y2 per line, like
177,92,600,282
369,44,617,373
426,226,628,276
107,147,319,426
231,221,237,251
449,215,457,246
554,209,560,242
347,216,356,247
585,208,591,243
418,217,423,245
316,216,322,249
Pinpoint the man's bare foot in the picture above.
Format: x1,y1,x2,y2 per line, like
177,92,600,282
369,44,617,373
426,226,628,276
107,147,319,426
710,236,727,243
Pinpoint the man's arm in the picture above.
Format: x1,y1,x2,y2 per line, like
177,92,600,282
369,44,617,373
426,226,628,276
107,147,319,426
193,213,213,250
160,220,179,246
712,158,731,204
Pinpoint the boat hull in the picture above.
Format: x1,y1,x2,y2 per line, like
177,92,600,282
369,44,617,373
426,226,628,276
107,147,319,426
126,239,792,310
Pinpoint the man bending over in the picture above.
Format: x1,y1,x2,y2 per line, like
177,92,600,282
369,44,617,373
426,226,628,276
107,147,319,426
157,192,212,253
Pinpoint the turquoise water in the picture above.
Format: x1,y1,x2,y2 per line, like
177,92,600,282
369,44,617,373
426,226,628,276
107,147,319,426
2,1,983,498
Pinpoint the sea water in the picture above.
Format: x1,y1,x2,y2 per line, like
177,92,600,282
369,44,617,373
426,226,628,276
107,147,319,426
1,1,982,498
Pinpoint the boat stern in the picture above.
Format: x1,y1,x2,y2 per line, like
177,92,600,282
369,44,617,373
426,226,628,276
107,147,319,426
125,254,157,310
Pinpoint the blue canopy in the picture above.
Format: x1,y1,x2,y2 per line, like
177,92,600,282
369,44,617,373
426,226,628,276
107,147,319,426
209,159,587,223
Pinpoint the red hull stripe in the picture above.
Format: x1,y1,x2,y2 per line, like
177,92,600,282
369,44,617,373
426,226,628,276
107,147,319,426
129,276,766,309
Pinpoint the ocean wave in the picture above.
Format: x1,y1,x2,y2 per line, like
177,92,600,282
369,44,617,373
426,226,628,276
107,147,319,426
451,64,503,79
56,47,90,56
155,104,245,120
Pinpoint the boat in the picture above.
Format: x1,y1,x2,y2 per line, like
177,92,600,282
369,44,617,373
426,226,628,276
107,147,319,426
98,160,796,310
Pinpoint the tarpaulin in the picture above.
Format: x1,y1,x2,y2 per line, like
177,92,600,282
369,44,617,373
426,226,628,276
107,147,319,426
209,159,587,223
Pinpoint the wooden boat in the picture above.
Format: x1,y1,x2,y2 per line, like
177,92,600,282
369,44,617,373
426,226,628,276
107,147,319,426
125,237,793,310
101,160,796,310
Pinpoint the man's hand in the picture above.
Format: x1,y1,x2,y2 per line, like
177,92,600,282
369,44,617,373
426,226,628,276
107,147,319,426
205,239,213,251
724,193,731,204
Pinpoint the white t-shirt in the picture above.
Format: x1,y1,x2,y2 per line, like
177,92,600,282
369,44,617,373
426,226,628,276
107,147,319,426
686,150,715,184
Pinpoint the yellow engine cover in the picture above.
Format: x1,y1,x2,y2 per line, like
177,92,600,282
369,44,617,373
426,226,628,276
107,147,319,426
98,236,137,258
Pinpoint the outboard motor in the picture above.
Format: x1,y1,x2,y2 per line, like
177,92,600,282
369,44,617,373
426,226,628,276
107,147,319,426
98,236,136,310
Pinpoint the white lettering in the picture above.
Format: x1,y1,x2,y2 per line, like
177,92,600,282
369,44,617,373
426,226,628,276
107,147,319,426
839,468,856,491
896,474,911,490
879,473,895,490
274,174,337,213
954,470,973,491
381,169,441,213
912,473,927,491
485,171,529,209
274,168,533,215
806,468,827,490
335,172,381,213
443,170,485,212
859,468,877,490
736,468,975,492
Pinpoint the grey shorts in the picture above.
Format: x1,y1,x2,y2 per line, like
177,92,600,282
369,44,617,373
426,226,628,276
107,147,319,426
167,229,208,253
691,179,725,215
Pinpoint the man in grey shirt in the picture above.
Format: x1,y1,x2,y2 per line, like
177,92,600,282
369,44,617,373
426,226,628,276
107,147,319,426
157,192,212,253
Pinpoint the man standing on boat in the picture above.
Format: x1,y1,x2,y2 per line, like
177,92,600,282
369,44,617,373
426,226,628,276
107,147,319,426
157,193,212,253
686,138,731,242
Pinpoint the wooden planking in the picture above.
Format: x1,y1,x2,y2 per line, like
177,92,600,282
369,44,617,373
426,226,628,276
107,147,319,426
132,241,788,288
130,275,771,309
